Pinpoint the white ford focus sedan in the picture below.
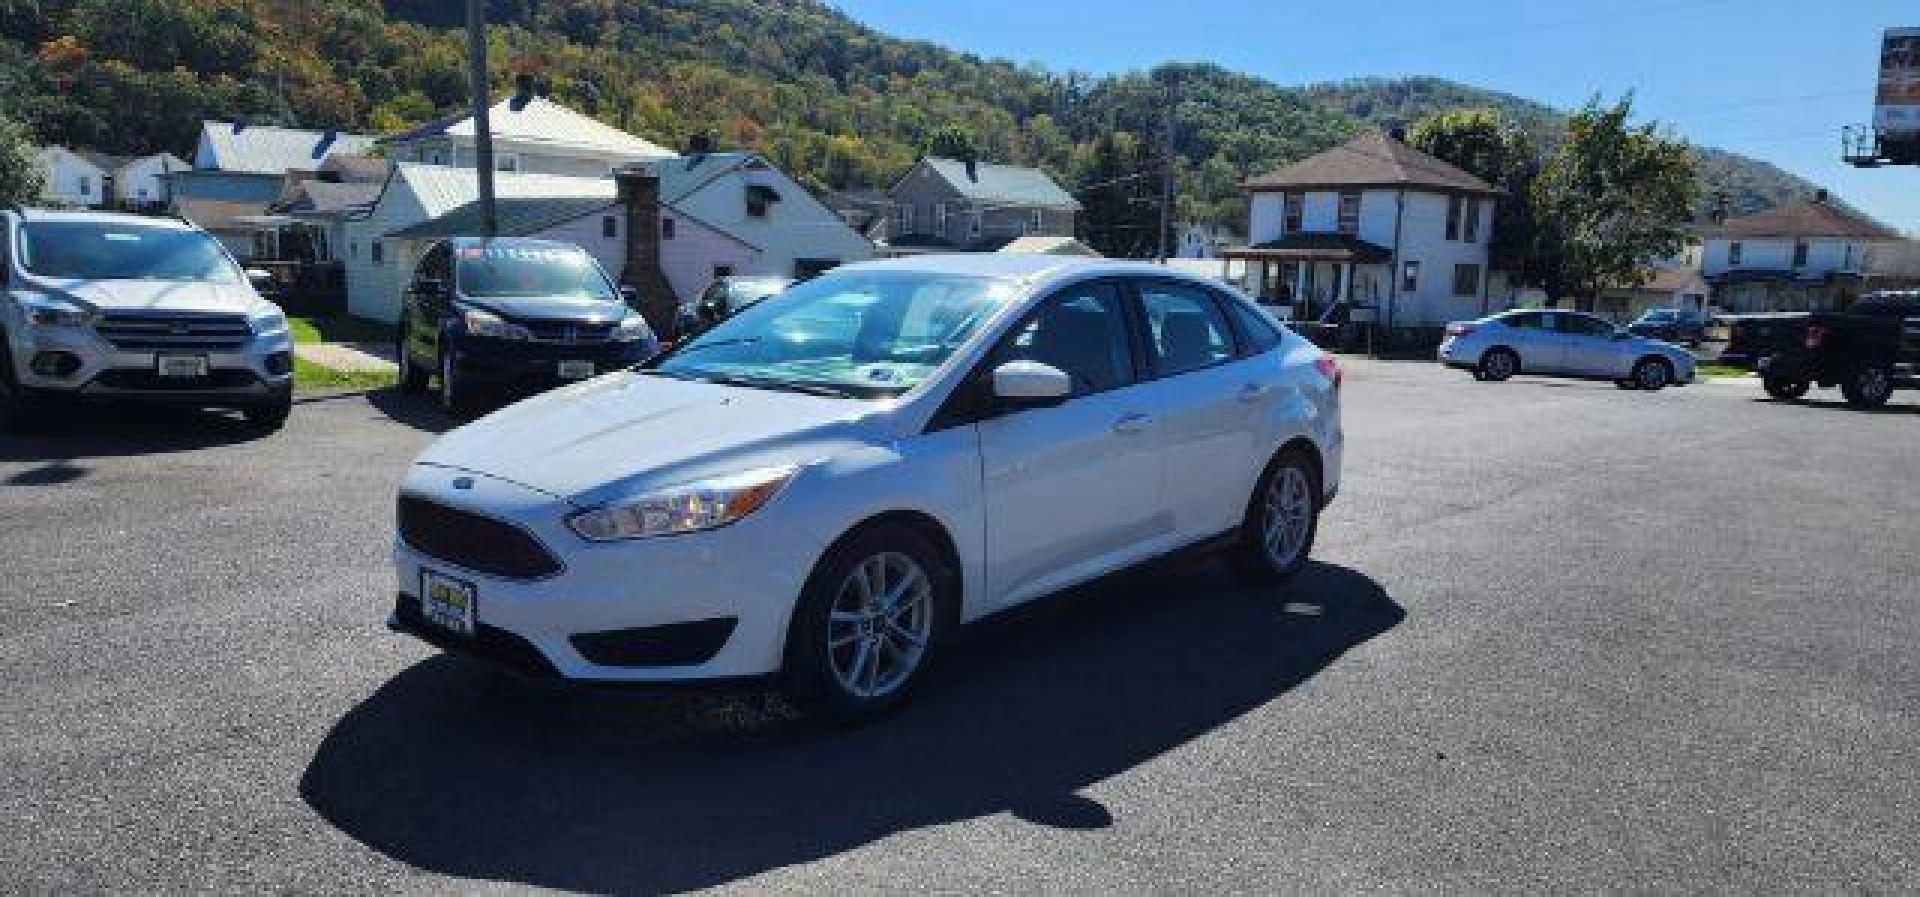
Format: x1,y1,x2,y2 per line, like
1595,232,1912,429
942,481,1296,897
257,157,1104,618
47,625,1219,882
389,255,1344,720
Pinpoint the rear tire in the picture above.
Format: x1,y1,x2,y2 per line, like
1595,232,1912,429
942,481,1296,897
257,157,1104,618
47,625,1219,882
1478,348,1519,382
1840,364,1893,409
781,524,956,724
1762,376,1810,401
1228,448,1321,585
396,319,428,394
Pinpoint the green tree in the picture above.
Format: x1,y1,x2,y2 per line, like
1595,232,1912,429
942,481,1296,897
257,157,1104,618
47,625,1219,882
1531,95,1698,306
1408,108,1545,285
0,111,46,205
926,124,973,161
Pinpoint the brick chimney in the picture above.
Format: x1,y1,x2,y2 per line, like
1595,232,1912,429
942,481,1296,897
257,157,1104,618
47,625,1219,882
615,165,681,337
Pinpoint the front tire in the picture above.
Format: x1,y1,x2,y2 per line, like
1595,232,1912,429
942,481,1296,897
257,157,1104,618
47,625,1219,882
782,525,955,724
1841,364,1893,409
1631,357,1672,391
396,319,428,394
1478,348,1519,382
1763,376,1810,401
1228,448,1321,585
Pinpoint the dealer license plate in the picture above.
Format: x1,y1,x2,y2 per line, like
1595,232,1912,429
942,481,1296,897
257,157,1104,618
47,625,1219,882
420,568,476,636
557,360,595,380
156,354,210,378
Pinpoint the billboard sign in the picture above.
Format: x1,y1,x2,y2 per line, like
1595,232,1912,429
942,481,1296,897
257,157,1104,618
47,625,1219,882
1877,27,1920,137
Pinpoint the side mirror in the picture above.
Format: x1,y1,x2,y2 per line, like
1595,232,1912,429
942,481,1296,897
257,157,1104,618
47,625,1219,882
991,360,1072,407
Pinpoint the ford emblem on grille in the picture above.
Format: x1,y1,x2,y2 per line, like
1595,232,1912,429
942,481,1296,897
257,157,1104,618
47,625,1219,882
452,477,474,490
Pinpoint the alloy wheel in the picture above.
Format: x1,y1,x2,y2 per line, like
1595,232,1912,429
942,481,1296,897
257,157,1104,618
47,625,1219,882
1484,352,1516,381
1262,465,1315,568
1859,367,1892,403
1636,360,1669,390
826,551,934,699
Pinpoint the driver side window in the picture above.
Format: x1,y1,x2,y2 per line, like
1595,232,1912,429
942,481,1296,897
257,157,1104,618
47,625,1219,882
995,282,1136,397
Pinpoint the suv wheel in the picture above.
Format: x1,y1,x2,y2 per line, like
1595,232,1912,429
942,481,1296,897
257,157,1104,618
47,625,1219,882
1478,348,1519,382
1229,448,1320,585
243,383,293,431
0,337,39,431
782,525,955,723
396,320,428,393
1632,357,1672,391
1841,365,1893,409
1763,376,1810,401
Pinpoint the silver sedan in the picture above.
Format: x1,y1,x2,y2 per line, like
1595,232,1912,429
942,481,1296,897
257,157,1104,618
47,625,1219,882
1439,310,1697,390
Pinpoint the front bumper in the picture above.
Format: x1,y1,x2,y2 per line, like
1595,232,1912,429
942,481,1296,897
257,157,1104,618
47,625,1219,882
9,324,292,405
448,336,653,390
389,466,828,683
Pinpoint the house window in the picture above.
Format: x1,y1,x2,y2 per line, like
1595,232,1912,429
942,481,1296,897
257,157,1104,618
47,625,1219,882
602,216,618,239
1452,263,1481,297
371,241,385,265
968,214,981,239
934,202,949,234
349,242,358,260
1729,242,1743,265
1283,193,1304,234
1793,241,1809,267
1446,196,1462,241
1401,260,1420,293
1844,243,1856,269
1030,208,1044,234
494,154,519,173
1337,192,1361,235
897,205,915,235
712,264,733,280
745,184,780,218
1463,199,1481,243
660,217,674,240
78,175,92,196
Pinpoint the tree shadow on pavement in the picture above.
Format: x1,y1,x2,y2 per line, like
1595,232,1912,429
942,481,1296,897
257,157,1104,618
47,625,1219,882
300,560,1402,894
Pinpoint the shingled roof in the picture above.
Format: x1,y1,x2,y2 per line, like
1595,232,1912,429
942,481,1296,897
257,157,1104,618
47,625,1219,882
1700,197,1899,240
1244,131,1500,196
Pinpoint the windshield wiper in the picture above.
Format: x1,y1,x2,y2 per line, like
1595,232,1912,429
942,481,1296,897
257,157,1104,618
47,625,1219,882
702,373,859,398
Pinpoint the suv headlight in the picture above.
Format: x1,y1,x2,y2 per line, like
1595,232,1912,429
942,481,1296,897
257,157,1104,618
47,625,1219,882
614,312,652,342
249,306,288,336
566,465,797,541
19,295,96,328
460,306,531,341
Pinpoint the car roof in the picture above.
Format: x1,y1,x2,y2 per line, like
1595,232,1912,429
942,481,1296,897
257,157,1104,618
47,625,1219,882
13,208,200,230
835,253,1239,292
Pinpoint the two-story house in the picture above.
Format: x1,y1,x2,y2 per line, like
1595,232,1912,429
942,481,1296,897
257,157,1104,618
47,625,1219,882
1227,130,1501,332
883,157,1080,253
1697,192,1901,313
377,84,674,177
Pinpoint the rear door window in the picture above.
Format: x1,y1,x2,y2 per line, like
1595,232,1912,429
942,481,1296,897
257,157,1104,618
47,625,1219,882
1137,281,1237,376
1220,293,1284,355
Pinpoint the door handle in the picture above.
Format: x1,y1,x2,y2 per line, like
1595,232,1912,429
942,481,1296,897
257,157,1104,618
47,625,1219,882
1238,383,1271,403
1112,413,1154,435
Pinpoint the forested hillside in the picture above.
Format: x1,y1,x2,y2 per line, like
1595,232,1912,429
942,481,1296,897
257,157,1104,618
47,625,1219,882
0,0,1821,231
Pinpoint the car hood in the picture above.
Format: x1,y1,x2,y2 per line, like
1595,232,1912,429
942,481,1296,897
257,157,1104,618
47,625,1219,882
457,293,627,322
29,278,263,315
414,371,884,505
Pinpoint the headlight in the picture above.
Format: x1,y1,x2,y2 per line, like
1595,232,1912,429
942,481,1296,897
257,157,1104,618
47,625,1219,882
19,295,95,328
614,312,652,342
460,306,530,341
566,465,797,542
249,306,288,336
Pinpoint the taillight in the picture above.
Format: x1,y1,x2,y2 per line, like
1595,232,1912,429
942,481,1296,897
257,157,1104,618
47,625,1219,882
1445,322,1477,338
1804,325,1826,350
1314,355,1343,390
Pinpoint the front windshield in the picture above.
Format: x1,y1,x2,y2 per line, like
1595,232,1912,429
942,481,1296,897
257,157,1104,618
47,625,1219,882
456,244,617,300
652,270,1015,398
17,222,241,283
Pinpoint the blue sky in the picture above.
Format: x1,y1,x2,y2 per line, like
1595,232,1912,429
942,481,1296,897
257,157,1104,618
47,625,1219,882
831,0,1918,232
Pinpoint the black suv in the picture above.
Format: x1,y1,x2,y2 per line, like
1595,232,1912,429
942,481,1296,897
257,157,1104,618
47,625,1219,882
1755,293,1918,408
395,238,659,413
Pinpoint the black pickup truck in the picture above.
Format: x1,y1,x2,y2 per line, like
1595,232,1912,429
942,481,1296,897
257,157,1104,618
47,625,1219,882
1753,293,1920,408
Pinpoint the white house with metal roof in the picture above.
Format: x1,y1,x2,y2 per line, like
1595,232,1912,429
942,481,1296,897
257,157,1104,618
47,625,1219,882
883,156,1081,253
378,92,674,178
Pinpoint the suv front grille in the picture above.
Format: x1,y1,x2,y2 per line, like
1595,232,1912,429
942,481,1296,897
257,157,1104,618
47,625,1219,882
97,314,252,351
397,494,562,580
523,320,618,344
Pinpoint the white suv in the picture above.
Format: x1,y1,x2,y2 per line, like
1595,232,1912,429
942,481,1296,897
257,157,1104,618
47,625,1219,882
389,255,1344,720
0,208,295,429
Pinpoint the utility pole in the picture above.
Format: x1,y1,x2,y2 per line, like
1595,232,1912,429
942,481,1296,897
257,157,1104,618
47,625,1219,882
1157,97,1175,263
465,0,498,239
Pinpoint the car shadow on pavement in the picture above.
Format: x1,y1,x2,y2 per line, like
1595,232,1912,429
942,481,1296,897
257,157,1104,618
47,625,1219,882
0,403,266,463
300,560,1402,894
1755,397,1920,416
362,387,460,434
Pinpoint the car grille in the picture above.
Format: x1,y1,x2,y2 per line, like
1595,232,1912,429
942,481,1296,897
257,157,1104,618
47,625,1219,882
95,314,253,351
523,320,618,344
92,368,260,391
396,494,562,580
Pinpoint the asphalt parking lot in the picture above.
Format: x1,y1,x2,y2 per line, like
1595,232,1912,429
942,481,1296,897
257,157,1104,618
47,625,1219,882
2,362,1916,893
